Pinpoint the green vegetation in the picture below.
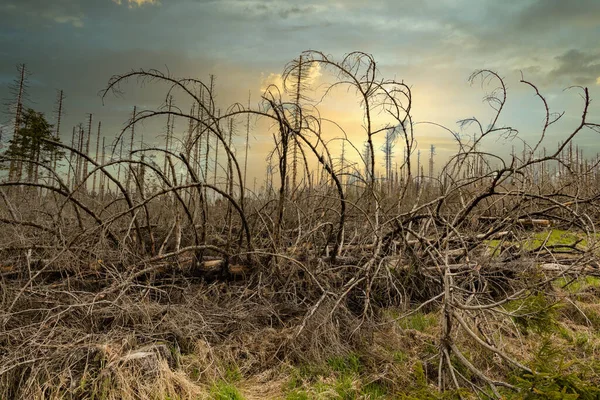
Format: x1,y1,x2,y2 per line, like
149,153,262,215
210,381,244,400
554,275,600,294
529,229,582,249
395,362,467,399
327,353,363,375
398,312,437,332
486,229,600,258
486,238,504,257
223,364,242,383
505,292,561,334
284,353,389,399
2,107,63,182
285,389,310,400
508,338,600,399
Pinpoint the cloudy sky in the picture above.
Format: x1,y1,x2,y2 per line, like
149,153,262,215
1,0,599,181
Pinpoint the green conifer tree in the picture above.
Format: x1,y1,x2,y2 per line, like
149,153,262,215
2,108,63,183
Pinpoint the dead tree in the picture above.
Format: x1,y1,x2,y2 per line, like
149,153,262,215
92,121,101,195
126,106,136,193
7,64,29,182
51,90,64,177
83,114,92,192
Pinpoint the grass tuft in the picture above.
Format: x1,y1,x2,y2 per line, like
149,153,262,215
398,312,437,332
210,380,244,400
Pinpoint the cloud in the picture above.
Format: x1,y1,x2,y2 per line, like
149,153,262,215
220,1,319,20
1,0,599,177
301,61,322,86
1,0,86,28
548,49,600,86
53,14,84,28
247,3,317,19
112,0,160,7
259,61,321,96
260,72,283,93
515,0,600,33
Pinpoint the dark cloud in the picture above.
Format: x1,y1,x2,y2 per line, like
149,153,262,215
429,0,600,72
515,0,600,33
0,0,85,28
0,32,281,150
0,0,599,170
549,49,600,86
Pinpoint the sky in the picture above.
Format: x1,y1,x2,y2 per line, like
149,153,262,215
1,0,599,184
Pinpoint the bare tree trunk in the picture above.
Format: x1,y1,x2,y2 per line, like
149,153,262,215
416,149,421,188
117,132,124,184
205,75,215,202
126,106,136,193
195,91,202,182
33,146,40,185
9,64,26,182
429,144,435,181
244,91,251,200
67,127,75,190
291,56,303,197
76,124,84,188
100,136,106,199
274,125,290,252
163,96,173,183
213,110,220,189
83,114,92,193
341,140,346,189
226,118,234,251
185,103,195,205
51,90,64,182
92,121,101,195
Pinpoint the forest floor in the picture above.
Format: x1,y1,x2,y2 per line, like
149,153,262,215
211,274,600,399
3,229,600,399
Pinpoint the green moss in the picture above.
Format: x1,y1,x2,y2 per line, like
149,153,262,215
398,312,437,332
555,276,600,294
526,229,583,251
487,229,597,258
583,275,600,287
486,239,503,257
